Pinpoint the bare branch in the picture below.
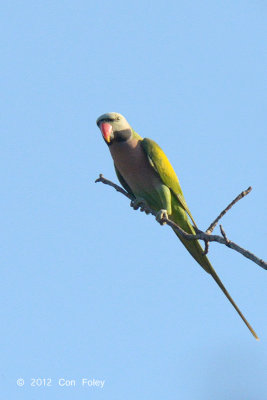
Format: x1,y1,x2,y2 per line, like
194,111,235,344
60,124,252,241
203,240,210,255
95,174,267,270
206,186,252,234
220,224,230,245
95,174,133,200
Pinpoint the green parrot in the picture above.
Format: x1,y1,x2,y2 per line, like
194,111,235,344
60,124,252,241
96,112,258,340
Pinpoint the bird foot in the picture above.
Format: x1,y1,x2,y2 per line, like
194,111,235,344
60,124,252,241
156,209,169,225
130,198,150,214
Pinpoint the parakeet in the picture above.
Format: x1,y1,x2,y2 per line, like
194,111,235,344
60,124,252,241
96,112,258,340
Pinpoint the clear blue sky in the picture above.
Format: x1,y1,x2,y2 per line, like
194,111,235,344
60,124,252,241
1,1,266,399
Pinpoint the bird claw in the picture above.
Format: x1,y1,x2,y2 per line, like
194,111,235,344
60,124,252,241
156,209,169,225
130,198,148,212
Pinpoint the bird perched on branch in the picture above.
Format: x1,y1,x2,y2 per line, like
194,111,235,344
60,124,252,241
96,111,258,340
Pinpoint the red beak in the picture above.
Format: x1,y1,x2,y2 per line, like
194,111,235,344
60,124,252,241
100,122,112,143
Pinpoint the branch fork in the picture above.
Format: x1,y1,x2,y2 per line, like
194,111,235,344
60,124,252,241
95,174,266,270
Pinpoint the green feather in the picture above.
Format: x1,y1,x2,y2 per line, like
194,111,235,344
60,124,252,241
141,138,197,227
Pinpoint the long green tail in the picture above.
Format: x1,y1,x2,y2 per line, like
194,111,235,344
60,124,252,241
171,202,259,340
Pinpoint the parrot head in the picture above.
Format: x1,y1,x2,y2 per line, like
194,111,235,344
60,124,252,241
96,112,132,145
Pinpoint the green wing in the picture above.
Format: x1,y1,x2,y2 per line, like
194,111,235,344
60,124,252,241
141,138,197,226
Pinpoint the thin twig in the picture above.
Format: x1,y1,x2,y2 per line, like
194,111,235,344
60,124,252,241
203,240,210,255
95,174,267,270
220,225,230,245
95,174,133,200
206,187,252,234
